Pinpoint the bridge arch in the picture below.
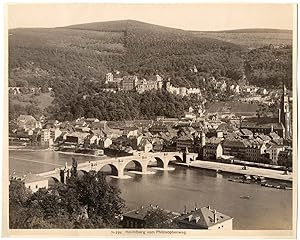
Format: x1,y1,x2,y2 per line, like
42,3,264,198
98,164,119,176
145,156,177,170
145,157,165,169
174,155,183,162
122,160,144,172
153,157,165,168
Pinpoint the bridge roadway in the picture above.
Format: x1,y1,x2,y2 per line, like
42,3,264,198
37,151,198,181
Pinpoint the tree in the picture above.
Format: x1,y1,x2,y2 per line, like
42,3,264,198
68,171,125,227
9,179,52,229
9,170,125,229
144,208,177,229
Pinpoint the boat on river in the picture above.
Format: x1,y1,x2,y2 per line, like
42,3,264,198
240,195,251,199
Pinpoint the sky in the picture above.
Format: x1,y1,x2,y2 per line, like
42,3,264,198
7,3,295,31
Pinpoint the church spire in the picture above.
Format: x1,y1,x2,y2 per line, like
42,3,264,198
280,80,291,139
283,81,287,96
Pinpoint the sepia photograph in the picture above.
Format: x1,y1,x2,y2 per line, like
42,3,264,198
3,2,297,238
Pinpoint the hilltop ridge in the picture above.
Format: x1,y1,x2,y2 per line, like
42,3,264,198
66,19,186,34
191,28,292,34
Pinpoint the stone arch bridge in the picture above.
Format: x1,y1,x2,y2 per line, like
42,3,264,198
38,151,198,181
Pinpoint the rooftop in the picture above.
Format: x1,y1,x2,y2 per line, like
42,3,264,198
67,132,89,138
17,115,36,122
11,173,47,184
241,121,284,129
240,128,253,136
175,206,232,229
123,205,179,221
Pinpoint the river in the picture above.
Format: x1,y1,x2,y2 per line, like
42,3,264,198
9,150,292,230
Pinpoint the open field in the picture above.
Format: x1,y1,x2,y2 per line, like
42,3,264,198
10,92,54,111
206,101,258,115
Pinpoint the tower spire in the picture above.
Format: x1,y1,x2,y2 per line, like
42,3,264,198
280,80,290,139
283,81,287,95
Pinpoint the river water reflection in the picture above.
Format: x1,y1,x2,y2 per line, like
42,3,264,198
108,166,292,230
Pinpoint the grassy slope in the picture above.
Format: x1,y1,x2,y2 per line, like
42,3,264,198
10,92,54,110
206,101,258,115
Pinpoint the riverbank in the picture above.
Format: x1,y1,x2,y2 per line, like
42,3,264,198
175,160,293,182
9,146,51,152
55,150,108,158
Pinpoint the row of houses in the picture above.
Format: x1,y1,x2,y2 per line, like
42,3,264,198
9,87,53,95
10,113,292,166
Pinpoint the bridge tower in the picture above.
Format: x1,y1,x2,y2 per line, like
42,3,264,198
59,162,70,183
183,147,190,164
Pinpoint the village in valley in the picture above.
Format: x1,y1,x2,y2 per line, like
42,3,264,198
9,68,293,163
10,71,293,172
9,70,293,229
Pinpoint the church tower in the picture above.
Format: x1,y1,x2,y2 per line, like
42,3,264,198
280,83,291,139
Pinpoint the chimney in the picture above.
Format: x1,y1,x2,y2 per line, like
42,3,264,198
140,205,144,209
213,209,217,223
184,205,187,214
207,205,211,210
155,205,158,209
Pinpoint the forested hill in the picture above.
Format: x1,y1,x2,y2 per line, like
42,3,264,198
8,20,293,121
9,20,244,90
244,45,292,89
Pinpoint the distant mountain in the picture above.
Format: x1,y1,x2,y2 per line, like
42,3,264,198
8,20,293,121
66,19,186,34
9,20,244,90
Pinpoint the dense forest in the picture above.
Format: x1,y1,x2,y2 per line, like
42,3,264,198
9,20,244,89
9,78,237,121
47,89,205,121
244,45,293,89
